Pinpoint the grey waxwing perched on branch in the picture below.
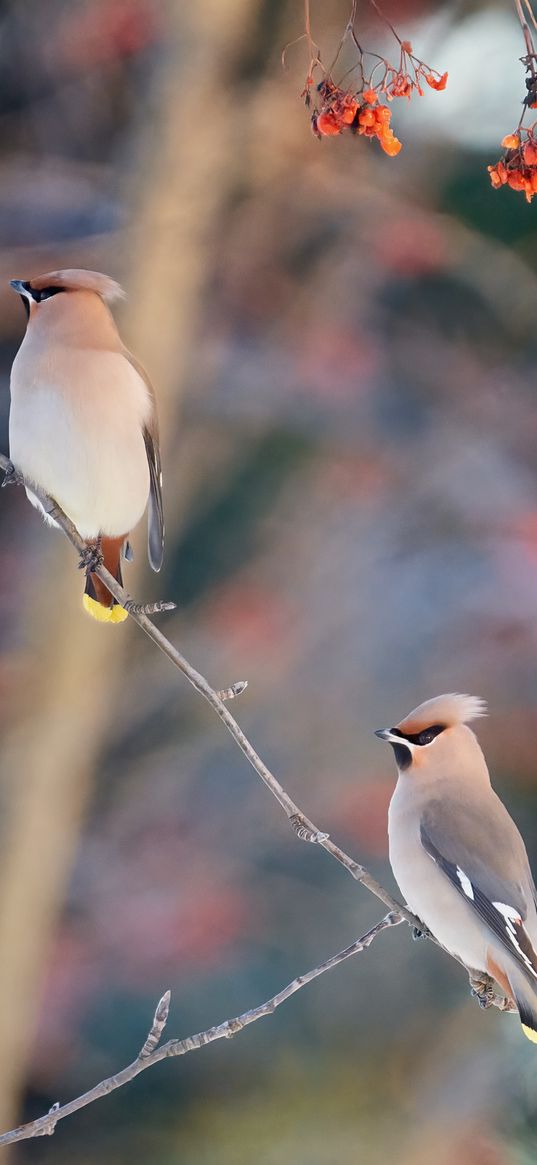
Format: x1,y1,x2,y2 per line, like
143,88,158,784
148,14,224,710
8,269,164,623
376,693,537,1043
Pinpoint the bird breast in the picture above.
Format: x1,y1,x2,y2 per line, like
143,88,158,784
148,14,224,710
388,783,490,974
9,346,151,539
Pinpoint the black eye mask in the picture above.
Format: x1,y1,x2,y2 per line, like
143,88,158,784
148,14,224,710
29,285,64,303
392,742,413,770
390,724,445,747
18,283,64,318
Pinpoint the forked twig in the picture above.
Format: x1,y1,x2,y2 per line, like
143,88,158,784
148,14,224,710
0,915,400,1146
0,453,419,930
0,454,513,1147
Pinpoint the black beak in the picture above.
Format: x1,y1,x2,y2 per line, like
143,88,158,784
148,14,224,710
374,727,412,771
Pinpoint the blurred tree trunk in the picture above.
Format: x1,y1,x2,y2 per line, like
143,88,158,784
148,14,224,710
0,0,258,1140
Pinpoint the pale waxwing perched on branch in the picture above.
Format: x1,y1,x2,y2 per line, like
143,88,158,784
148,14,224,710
8,269,164,623
376,693,537,1043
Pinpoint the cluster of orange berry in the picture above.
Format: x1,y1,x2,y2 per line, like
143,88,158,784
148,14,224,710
311,83,402,155
488,130,537,203
308,48,448,158
382,41,448,100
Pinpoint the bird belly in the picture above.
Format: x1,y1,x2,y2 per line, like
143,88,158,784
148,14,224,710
389,816,489,974
9,351,151,539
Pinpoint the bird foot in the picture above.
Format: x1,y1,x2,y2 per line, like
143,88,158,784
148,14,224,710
1,461,23,488
470,973,496,1009
78,540,103,575
412,926,427,941
288,813,329,844
124,599,177,617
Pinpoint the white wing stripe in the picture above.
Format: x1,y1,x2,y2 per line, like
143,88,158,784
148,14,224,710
456,867,474,900
492,901,521,922
492,901,537,978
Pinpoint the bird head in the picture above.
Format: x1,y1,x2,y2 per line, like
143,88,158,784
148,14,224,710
375,693,487,776
9,269,124,321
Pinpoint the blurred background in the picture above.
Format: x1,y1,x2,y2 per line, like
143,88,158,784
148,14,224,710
0,0,537,1161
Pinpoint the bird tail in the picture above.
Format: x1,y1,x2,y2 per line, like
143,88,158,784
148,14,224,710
508,970,537,1044
83,536,128,624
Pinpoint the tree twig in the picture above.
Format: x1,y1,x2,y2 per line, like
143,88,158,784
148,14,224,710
0,453,420,929
0,914,401,1146
0,457,513,999
0,454,513,1144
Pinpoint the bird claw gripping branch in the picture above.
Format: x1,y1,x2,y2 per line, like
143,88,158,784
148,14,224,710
1,460,23,487
470,975,497,1010
78,539,104,575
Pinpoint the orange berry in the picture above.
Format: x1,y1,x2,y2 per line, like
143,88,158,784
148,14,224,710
425,71,448,91
524,141,537,165
379,131,402,156
358,108,375,127
340,96,359,124
363,88,378,105
375,105,391,124
316,110,341,136
506,169,526,190
501,133,520,149
488,162,507,188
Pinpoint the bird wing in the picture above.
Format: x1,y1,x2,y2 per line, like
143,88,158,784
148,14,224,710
143,421,165,572
420,799,537,982
126,352,165,572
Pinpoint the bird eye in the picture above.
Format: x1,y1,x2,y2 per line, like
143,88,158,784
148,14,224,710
37,287,64,301
417,725,444,746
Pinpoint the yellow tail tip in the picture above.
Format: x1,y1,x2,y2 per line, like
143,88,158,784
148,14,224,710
83,595,128,624
522,1024,537,1044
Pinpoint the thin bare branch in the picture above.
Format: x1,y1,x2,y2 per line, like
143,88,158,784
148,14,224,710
515,0,537,62
523,0,537,35
367,0,401,44
303,0,320,65
1,454,516,1023
0,914,402,1146
281,0,323,75
0,453,421,931
0,453,514,1143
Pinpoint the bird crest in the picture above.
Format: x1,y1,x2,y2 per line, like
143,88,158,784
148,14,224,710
25,269,124,302
395,693,487,735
